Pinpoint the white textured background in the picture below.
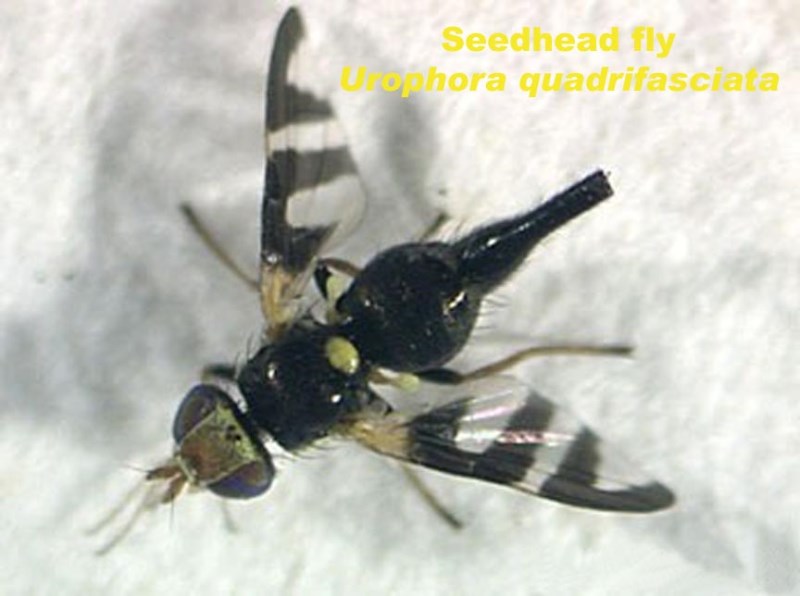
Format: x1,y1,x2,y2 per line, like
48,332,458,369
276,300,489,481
2,1,797,594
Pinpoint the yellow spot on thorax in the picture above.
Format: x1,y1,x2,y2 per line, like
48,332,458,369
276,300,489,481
325,336,360,375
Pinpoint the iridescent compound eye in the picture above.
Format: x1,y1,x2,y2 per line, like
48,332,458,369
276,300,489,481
206,460,274,499
172,384,275,499
173,384,221,442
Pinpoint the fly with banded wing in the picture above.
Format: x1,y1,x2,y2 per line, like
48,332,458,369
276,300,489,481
94,7,674,552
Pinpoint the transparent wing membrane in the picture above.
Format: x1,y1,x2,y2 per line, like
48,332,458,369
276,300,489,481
347,377,674,513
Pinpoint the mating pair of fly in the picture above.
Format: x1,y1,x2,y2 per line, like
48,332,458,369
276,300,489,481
101,7,673,549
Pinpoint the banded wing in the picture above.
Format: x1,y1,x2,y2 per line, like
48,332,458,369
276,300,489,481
261,8,365,335
347,377,674,513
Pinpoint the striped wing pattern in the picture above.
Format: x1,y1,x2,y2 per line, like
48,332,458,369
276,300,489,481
260,8,365,331
351,378,674,513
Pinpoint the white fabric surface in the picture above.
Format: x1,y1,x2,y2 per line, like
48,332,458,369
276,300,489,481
1,1,797,594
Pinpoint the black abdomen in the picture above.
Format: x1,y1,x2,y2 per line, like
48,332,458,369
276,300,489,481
337,243,480,372
336,171,613,374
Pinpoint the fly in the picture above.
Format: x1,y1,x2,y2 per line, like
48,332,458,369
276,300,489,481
94,6,674,553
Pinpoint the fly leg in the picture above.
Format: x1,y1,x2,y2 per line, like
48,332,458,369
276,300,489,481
419,343,632,385
180,203,259,290
399,464,463,529
315,205,449,301
419,211,449,241
314,258,362,324
201,363,238,383
314,258,361,299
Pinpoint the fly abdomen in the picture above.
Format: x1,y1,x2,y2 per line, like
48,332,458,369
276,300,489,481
455,170,613,294
336,171,613,374
337,243,480,372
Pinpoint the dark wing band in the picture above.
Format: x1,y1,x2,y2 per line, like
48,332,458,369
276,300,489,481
261,8,365,333
346,377,674,513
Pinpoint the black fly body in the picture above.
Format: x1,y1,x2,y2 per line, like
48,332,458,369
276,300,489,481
95,7,673,552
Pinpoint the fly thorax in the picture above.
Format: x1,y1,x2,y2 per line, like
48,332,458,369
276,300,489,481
238,324,369,450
